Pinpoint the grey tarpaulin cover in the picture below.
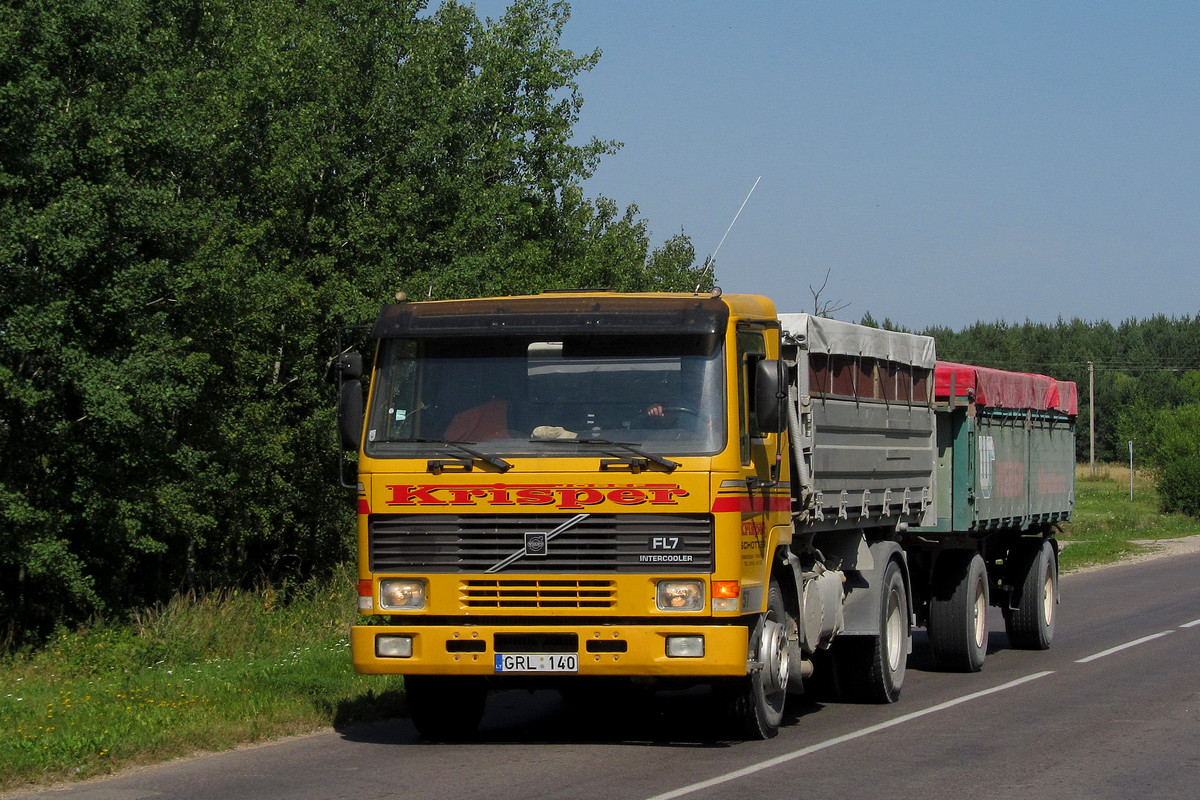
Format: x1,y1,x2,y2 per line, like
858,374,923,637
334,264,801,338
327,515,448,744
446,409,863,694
778,313,937,368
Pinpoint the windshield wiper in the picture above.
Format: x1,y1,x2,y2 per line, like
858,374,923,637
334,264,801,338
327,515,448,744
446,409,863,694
539,437,679,473
403,438,513,474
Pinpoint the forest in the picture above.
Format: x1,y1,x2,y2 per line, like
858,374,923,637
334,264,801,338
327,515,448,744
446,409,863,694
2,0,1197,646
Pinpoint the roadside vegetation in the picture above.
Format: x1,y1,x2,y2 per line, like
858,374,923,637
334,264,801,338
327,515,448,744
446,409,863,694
1057,463,1199,570
0,564,403,794
2,466,1197,794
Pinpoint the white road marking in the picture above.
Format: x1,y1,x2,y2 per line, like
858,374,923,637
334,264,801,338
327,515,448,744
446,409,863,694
642,671,1055,800
1181,619,1200,628
1075,631,1175,663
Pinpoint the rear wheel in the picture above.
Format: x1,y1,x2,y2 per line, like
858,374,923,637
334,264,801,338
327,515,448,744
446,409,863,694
720,580,790,739
929,551,989,672
1004,538,1058,650
833,559,909,703
405,675,488,742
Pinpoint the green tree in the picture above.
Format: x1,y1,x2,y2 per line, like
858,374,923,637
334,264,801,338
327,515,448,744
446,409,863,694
0,0,698,642
1142,404,1200,517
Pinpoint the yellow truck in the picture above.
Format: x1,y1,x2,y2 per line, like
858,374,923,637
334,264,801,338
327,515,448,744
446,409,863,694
336,290,1076,739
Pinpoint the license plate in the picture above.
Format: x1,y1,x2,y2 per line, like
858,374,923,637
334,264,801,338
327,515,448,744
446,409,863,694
494,653,578,673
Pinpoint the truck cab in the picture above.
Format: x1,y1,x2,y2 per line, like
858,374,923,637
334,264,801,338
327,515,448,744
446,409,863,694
341,291,798,739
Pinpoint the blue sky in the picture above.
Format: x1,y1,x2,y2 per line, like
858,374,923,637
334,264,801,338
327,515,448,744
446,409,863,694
474,1,1199,330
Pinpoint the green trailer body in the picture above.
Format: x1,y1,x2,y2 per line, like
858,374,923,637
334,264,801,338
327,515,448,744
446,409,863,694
922,362,1078,535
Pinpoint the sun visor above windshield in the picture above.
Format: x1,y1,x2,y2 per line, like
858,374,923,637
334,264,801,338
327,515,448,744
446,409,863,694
371,295,731,338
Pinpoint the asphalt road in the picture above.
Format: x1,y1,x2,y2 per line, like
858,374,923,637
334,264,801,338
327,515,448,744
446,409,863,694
15,551,1200,800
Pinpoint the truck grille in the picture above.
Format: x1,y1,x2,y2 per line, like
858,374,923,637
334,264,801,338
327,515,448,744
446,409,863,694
461,579,615,609
368,513,713,573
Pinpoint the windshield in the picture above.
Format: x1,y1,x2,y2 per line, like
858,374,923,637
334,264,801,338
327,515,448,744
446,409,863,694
364,333,725,457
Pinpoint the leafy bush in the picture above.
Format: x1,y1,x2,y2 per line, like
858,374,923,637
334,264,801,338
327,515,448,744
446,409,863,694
1147,404,1200,517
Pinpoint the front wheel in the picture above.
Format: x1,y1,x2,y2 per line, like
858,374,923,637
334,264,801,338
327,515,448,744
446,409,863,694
719,580,790,739
1004,538,1058,650
405,675,488,742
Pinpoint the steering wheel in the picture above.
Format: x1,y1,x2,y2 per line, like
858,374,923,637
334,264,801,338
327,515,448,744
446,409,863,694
655,406,699,417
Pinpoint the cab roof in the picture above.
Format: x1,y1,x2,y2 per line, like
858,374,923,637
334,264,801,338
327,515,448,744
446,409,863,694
371,291,776,338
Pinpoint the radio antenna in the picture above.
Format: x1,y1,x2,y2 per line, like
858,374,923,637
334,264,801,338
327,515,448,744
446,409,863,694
696,175,761,293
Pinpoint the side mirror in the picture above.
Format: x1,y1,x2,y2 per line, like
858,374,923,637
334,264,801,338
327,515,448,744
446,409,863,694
336,352,363,380
338,379,364,451
336,351,365,452
754,359,788,434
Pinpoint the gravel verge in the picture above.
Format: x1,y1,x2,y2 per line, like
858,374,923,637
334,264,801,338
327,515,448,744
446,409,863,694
1063,535,1200,575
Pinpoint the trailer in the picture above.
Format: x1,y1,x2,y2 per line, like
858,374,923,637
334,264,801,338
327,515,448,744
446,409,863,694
909,361,1077,668
771,315,1075,685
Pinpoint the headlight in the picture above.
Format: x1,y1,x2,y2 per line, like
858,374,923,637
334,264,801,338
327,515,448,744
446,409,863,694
375,635,413,658
379,579,426,610
656,580,704,612
666,636,705,658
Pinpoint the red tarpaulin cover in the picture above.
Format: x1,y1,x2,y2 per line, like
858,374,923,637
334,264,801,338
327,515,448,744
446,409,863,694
935,361,1078,416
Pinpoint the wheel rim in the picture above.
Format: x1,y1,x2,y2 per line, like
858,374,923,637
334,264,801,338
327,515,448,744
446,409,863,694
885,588,905,671
759,617,789,697
972,578,987,649
1041,560,1056,627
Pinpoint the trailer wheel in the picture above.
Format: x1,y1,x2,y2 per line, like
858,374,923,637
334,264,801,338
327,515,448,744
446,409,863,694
719,579,789,739
405,675,487,742
929,551,989,672
832,559,908,704
1004,538,1058,650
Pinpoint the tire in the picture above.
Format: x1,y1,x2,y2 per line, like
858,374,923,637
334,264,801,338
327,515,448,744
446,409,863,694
720,579,790,739
929,551,989,672
1004,538,1058,650
404,675,488,742
832,559,909,704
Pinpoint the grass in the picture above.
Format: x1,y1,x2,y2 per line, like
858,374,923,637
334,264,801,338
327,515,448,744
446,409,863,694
0,564,404,794
2,465,1197,793
1057,463,1200,572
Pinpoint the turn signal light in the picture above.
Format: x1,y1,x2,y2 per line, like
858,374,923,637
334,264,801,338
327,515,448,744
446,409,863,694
711,581,740,598
711,580,741,612
357,580,374,611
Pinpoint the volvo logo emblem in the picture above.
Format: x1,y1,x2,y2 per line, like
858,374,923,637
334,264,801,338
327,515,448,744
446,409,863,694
524,532,548,556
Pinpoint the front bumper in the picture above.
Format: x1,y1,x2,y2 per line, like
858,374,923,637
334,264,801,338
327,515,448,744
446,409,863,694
352,622,750,678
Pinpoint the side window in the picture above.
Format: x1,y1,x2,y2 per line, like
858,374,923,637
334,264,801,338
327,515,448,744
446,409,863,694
737,331,766,465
